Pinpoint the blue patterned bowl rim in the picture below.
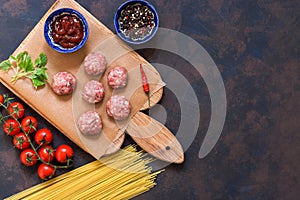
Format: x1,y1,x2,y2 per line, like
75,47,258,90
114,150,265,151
114,0,159,45
44,8,89,53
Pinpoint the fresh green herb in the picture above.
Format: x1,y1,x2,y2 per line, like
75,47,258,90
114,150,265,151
0,60,12,71
34,53,47,67
0,51,48,89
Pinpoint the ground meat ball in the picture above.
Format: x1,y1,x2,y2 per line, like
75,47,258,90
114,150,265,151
83,52,107,76
107,66,128,89
77,111,102,135
51,71,76,95
81,80,105,103
106,95,131,120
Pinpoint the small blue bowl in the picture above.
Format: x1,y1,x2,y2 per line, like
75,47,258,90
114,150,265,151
114,0,159,44
44,8,89,53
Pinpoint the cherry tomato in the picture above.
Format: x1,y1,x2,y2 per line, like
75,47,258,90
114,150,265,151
21,116,38,134
0,94,4,105
20,148,38,166
13,132,30,150
34,128,53,145
38,163,55,180
38,145,55,163
7,102,25,119
3,118,20,136
55,144,73,164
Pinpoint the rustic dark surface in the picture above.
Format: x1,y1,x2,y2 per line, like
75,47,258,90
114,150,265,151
0,0,299,199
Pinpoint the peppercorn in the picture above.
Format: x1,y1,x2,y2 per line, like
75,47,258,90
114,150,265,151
118,3,155,41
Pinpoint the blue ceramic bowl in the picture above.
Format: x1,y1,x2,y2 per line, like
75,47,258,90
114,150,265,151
114,0,159,44
44,8,89,53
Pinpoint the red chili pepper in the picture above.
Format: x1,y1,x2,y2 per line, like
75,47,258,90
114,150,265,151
140,64,150,108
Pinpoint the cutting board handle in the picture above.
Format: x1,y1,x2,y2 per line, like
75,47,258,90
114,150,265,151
127,112,184,164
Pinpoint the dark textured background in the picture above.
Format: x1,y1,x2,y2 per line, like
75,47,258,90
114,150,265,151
0,0,299,199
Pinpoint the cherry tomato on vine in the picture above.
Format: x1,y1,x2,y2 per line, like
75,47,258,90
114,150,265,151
38,145,55,163
38,163,55,180
20,148,38,166
21,116,38,134
0,94,4,105
3,118,20,136
7,102,25,119
55,144,73,164
34,128,53,145
13,132,30,150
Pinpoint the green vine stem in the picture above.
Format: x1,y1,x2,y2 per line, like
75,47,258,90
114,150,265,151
0,95,73,171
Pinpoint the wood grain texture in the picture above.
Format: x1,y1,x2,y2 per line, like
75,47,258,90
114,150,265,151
0,0,165,159
127,112,184,163
140,87,164,110
0,0,183,163
105,82,164,154
0,0,299,199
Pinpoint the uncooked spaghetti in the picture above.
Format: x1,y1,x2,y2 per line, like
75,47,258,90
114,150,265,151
5,145,163,200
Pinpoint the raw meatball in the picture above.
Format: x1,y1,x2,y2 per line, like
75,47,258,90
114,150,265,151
83,52,107,76
81,80,105,103
107,66,128,89
51,71,76,95
77,111,102,135
106,95,131,120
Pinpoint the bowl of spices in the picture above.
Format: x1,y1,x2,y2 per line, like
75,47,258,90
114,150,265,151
44,8,89,53
114,0,159,44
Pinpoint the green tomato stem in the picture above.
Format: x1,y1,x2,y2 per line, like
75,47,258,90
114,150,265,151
0,95,73,171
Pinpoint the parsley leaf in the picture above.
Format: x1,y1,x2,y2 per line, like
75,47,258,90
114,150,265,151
18,52,34,72
0,60,12,71
30,67,48,88
0,51,48,89
31,77,46,89
34,53,47,68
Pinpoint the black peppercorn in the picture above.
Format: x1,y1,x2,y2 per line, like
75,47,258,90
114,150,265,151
118,2,155,41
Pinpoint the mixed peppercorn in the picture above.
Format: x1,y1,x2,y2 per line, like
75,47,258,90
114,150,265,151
118,3,155,41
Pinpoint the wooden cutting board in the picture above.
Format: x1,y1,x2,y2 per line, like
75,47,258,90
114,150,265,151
0,0,184,163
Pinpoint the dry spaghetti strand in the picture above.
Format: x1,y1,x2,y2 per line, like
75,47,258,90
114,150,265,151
5,145,163,200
